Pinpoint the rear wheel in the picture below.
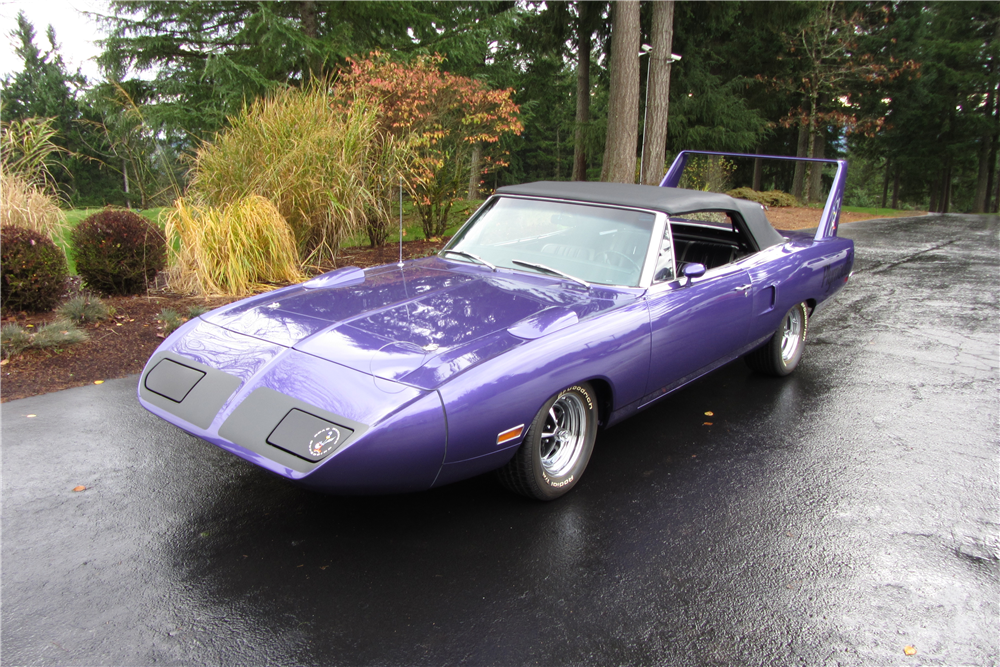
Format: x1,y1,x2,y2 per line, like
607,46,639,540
497,383,598,500
745,302,809,377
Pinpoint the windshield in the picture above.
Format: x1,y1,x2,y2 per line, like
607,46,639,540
443,196,656,287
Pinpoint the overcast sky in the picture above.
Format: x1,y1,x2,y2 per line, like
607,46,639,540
0,0,108,82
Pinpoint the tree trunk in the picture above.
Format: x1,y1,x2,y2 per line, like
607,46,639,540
928,170,939,212
298,1,322,82
555,125,561,179
467,143,481,200
975,76,996,212
987,123,998,213
791,123,808,201
639,0,674,185
600,0,641,184
752,157,763,191
123,159,131,210
807,129,825,204
881,159,891,209
941,162,952,213
974,141,990,212
572,0,592,182
891,166,900,209
991,78,1000,212
994,150,1000,213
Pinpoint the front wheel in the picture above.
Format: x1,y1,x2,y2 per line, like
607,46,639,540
745,302,809,377
496,383,598,500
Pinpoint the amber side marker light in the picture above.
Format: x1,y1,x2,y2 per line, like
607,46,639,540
497,424,525,445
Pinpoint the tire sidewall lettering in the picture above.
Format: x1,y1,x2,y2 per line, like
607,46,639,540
537,384,595,492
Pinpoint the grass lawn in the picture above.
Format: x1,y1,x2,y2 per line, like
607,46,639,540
339,198,483,248
841,205,923,217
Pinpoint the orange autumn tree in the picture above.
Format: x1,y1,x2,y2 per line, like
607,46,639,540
339,52,522,239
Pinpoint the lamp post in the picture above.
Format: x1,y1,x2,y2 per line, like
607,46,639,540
638,44,652,183
638,47,682,184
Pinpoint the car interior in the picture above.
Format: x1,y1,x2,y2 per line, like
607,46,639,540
655,211,759,283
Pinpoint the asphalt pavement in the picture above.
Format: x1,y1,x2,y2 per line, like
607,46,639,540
2,213,997,667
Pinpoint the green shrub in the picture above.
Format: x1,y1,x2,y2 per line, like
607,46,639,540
57,295,111,323
727,188,800,208
1,323,32,358
72,209,166,295
31,319,88,349
1,225,69,313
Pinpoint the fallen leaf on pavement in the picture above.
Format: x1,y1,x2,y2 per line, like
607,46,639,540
73,485,86,492
904,646,917,656
94,380,104,385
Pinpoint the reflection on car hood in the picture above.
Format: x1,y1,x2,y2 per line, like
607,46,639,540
202,257,638,389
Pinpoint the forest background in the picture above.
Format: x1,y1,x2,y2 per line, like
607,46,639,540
2,0,999,220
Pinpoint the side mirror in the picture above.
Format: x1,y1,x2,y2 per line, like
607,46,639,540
682,263,706,281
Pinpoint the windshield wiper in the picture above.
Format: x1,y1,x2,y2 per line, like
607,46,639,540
441,249,497,271
512,260,591,289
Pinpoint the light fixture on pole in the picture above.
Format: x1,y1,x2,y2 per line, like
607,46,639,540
638,44,652,184
638,48,683,184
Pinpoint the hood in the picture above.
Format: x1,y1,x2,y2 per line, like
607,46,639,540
203,257,638,389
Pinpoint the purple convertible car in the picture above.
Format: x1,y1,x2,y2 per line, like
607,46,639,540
139,151,853,500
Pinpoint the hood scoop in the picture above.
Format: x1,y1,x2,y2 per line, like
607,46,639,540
507,307,578,340
302,266,366,290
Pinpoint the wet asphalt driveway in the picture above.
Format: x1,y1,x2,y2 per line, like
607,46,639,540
2,214,998,666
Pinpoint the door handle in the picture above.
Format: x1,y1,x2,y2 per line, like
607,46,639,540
734,284,752,293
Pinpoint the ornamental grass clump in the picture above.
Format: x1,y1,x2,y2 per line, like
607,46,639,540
57,295,111,324
1,323,32,358
0,172,68,242
164,195,304,296
188,85,407,265
72,209,167,296
31,319,88,349
0,118,69,243
1,320,88,359
1,225,69,314
156,308,184,335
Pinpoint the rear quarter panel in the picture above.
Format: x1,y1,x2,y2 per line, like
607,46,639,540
744,234,854,343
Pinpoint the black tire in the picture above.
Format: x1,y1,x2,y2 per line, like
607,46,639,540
745,302,809,377
496,383,598,500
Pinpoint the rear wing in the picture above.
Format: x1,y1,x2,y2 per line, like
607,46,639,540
660,151,848,241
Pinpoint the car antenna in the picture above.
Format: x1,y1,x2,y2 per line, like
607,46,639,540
398,176,404,267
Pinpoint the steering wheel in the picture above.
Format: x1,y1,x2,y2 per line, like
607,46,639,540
596,251,641,274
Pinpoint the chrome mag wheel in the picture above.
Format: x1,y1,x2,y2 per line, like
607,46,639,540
780,306,805,363
539,392,588,478
496,383,598,500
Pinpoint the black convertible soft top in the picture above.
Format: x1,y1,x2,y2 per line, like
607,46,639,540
496,181,787,250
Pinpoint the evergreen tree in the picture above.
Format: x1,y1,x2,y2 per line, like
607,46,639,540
97,1,520,144
2,12,122,205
